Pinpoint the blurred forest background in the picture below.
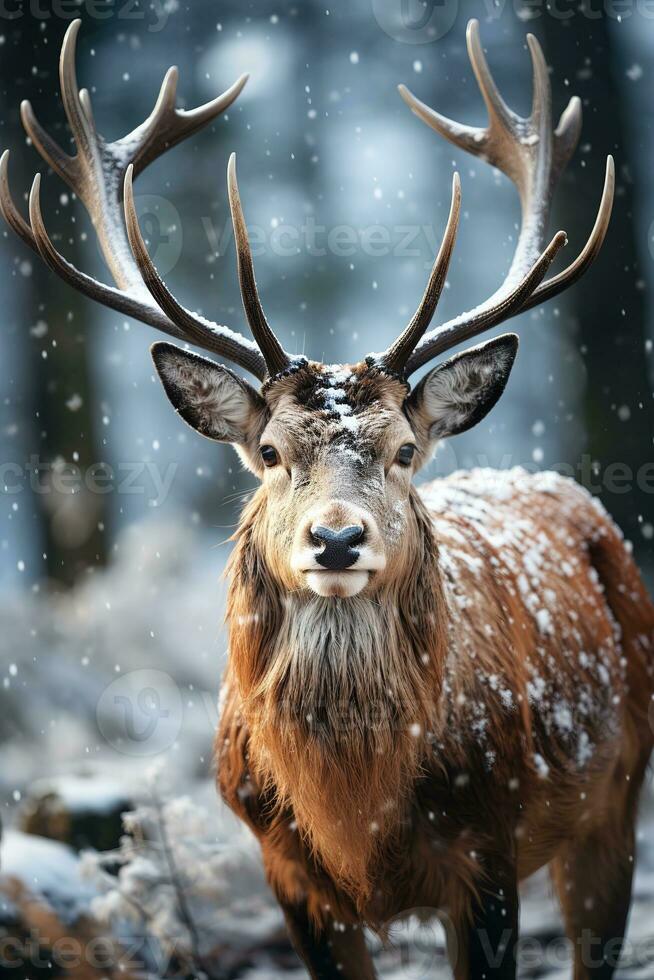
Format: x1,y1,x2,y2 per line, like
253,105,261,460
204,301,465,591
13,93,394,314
0,0,653,976
1,0,653,593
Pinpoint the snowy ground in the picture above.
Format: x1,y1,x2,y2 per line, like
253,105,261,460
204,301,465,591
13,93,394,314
4,803,654,978
2,520,654,978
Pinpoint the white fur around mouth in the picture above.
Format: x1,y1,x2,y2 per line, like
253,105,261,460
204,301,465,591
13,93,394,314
291,547,387,578
305,570,370,598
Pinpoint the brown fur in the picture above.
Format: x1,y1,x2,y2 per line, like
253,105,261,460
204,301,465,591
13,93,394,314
211,363,654,975
226,488,445,901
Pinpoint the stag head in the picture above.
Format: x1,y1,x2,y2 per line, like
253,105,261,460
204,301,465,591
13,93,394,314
152,329,519,598
2,20,613,598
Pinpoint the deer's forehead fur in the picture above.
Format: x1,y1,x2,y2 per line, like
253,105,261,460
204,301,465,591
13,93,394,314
262,360,411,445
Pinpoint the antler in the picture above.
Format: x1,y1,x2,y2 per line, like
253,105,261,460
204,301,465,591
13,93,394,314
382,171,461,375
227,153,291,377
2,18,613,384
0,18,289,381
382,19,614,377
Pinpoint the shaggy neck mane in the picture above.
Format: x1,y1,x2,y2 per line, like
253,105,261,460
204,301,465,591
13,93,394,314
226,488,447,904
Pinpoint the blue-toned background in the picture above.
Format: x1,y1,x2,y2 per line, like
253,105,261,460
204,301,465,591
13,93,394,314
1,0,652,593
0,2,653,975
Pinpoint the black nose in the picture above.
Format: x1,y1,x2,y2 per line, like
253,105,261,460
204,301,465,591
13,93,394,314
311,524,364,571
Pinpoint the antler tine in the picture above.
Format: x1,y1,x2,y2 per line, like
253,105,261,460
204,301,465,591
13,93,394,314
123,165,267,379
467,19,516,131
0,150,37,251
59,19,94,161
405,230,567,374
121,65,249,177
383,172,461,375
1,18,274,379
19,24,90,188
521,155,615,312
554,95,583,169
525,31,551,148
27,171,167,328
384,18,612,377
227,153,291,377
397,86,486,158
20,101,78,186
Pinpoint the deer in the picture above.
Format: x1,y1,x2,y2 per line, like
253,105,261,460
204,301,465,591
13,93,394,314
3,17,654,980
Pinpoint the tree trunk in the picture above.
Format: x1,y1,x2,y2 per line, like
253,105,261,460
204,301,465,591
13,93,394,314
538,15,653,574
2,16,107,586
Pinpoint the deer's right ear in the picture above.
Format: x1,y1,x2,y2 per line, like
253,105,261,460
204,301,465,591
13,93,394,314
151,342,266,446
405,333,518,445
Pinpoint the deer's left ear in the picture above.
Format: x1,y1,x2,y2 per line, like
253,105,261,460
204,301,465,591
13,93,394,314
406,333,519,441
151,342,266,446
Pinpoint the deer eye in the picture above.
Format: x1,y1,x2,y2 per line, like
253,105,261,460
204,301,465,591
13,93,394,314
396,444,416,467
260,445,279,468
